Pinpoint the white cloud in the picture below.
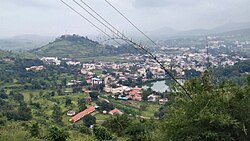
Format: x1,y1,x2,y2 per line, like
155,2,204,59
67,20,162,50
0,0,250,38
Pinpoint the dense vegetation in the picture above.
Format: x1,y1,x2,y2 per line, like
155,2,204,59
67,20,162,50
0,53,250,140
155,72,250,141
213,61,250,84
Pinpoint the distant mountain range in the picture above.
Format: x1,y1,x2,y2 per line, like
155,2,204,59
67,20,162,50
149,21,250,39
215,28,250,36
0,35,54,51
0,21,250,51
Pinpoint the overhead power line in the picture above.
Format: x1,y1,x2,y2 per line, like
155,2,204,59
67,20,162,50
104,0,160,49
62,0,144,55
60,0,142,56
79,0,122,38
59,0,120,45
127,40,192,100
72,0,143,53
59,0,192,100
104,0,191,99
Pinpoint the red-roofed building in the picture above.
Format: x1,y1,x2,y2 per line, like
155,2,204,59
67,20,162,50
69,106,95,123
86,79,92,84
129,88,143,95
129,88,143,101
126,95,133,99
109,108,123,115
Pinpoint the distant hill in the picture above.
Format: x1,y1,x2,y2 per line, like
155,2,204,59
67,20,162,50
0,49,37,59
213,28,250,42
211,22,250,33
214,28,250,36
31,34,140,60
0,35,54,51
150,21,250,39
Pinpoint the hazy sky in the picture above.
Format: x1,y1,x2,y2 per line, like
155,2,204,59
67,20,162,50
0,0,250,38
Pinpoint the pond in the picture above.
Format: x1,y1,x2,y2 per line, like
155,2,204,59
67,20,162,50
142,80,170,93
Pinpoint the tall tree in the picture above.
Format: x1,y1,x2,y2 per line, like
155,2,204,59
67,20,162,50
93,125,113,140
18,102,32,121
82,115,96,127
104,115,131,136
126,122,151,141
89,91,99,101
78,98,87,112
29,122,40,137
47,126,69,141
52,104,63,125
142,88,152,101
65,97,72,106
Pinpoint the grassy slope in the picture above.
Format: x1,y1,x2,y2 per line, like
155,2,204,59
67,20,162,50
31,36,125,62
34,38,104,57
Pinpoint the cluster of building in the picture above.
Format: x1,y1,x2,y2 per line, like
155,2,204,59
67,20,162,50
40,57,61,65
37,36,250,123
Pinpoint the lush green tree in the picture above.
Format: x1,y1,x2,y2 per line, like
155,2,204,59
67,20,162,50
78,104,87,112
18,102,33,121
31,80,42,89
82,80,88,86
136,77,143,85
78,98,87,112
72,86,82,93
52,104,63,125
5,101,32,121
156,74,250,141
65,97,72,106
96,100,114,111
47,126,69,141
29,93,33,104
89,91,99,101
39,91,44,98
0,93,8,99
185,69,201,79
79,125,91,134
103,115,131,136
50,91,55,97
125,122,152,141
0,115,7,126
30,102,41,109
57,89,63,96
29,122,40,137
93,125,113,140
142,88,152,101
61,78,67,86
82,114,96,127
93,83,105,91
12,93,24,103
18,103,32,121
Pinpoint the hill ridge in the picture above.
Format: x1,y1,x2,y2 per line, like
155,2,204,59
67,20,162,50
31,34,139,61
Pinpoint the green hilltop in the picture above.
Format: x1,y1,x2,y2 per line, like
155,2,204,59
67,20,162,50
31,34,139,61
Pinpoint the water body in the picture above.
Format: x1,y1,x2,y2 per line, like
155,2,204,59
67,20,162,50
142,80,170,93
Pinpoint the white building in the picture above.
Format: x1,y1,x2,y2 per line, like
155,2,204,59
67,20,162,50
40,57,61,65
